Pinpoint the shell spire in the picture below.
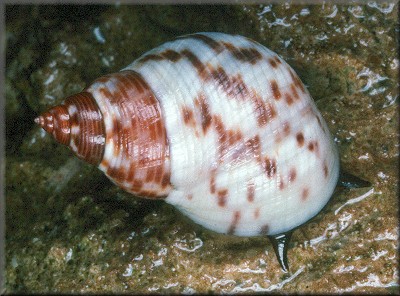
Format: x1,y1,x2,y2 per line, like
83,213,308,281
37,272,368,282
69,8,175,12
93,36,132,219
35,92,106,165
36,71,172,199
35,105,70,146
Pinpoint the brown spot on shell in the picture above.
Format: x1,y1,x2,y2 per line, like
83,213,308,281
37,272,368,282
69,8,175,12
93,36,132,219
296,132,305,147
251,94,269,127
283,121,291,136
302,188,310,201
323,161,329,178
228,211,241,235
275,121,291,143
291,84,300,100
210,169,216,194
245,135,262,164
209,66,229,90
213,115,228,157
160,49,181,62
185,33,225,54
213,115,243,161
138,54,164,63
254,208,260,219
279,176,285,190
241,48,262,64
252,99,277,128
181,106,195,127
266,102,277,122
269,58,278,68
227,130,243,146
270,80,281,100
308,141,320,157
247,182,255,202
274,56,282,65
194,93,212,134
208,65,249,100
181,49,207,80
186,194,193,200
223,42,263,64
288,168,297,183
217,189,228,207
138,49,183,64
262,157,277,178
111,116,123,156
137,46,210,82
285,93,294,106
206,65,278,130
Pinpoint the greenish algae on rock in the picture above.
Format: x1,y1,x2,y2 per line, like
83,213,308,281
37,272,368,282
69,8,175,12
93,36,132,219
5,3,399,294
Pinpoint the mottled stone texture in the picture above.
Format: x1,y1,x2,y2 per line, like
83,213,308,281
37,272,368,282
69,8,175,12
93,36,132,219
5,4,399,294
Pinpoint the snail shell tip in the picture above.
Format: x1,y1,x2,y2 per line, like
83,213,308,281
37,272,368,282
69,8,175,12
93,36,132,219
35,105,70,145
36,92,106,165
34,116,42,125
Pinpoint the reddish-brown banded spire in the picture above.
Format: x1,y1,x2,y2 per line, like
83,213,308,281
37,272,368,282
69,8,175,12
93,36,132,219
35,92,105,165
35,105,70,146
65,92,105,165
36,70,170,199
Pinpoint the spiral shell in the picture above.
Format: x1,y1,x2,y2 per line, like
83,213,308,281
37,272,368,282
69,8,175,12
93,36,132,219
36,32,340,269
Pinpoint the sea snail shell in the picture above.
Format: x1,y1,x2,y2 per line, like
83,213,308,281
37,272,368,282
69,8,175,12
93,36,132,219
36,32,340,271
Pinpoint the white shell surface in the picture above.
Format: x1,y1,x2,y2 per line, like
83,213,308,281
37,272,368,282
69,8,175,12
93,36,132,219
124,32,340,236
